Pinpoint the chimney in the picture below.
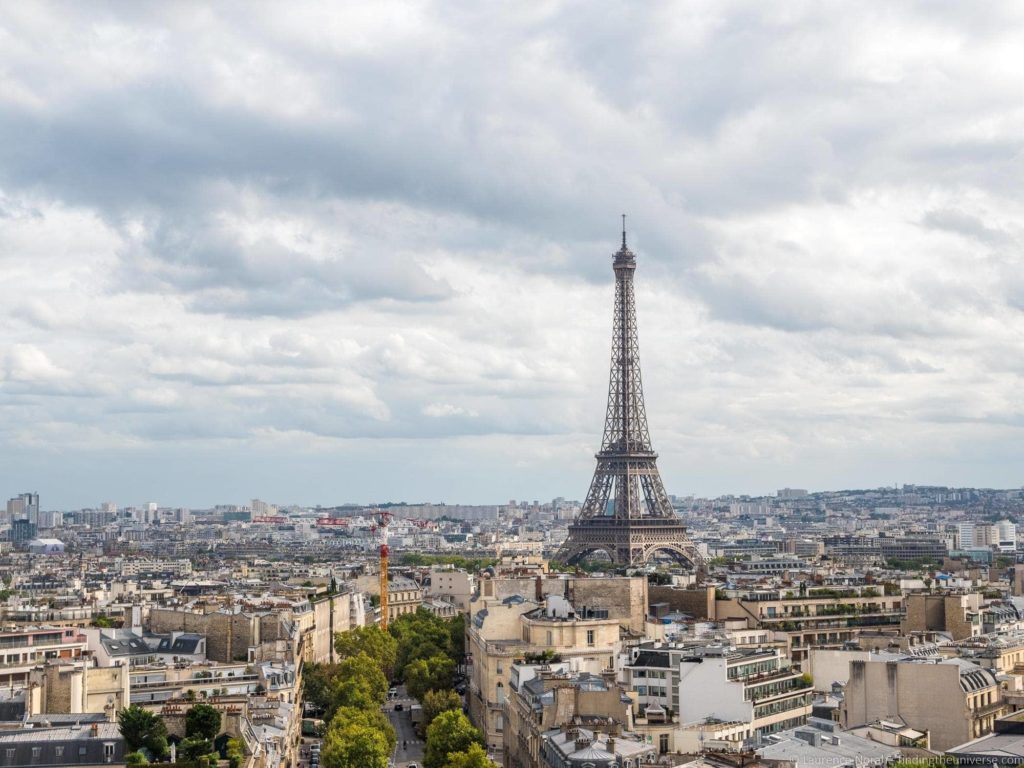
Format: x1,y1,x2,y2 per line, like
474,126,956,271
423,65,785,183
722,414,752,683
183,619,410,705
607,737,616,754
575,736,591,751
90,723,98,737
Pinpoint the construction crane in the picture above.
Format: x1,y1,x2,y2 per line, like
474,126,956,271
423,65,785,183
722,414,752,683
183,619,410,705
377,510,392,630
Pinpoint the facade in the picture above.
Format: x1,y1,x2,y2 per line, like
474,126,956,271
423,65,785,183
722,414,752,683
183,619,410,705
902,593,983,640
504,663,635,768
468,594,622,754
0,627,87,687
0,722,123,768
712,588,903,669
428,567,474,613
839,654,1004,751
387,576,424,621
676,645,812,742
28,662,130,716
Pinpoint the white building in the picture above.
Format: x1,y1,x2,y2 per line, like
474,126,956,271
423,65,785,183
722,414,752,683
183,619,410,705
998,520,1018,552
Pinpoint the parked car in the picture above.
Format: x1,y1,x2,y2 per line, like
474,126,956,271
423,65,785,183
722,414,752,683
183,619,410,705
394,703,404,711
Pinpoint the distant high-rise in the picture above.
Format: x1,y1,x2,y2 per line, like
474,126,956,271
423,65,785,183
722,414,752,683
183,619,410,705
555,224,702,569
6,492,39,526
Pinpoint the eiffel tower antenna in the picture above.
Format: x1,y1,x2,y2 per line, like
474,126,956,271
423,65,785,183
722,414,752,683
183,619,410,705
555,223,703,570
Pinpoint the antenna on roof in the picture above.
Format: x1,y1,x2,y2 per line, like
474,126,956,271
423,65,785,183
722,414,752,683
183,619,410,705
621,214,627,248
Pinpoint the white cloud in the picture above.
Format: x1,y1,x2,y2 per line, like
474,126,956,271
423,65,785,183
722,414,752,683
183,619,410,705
1,1,1023,506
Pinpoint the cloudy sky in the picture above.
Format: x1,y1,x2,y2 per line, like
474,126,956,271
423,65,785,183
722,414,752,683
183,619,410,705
2,2,1024,509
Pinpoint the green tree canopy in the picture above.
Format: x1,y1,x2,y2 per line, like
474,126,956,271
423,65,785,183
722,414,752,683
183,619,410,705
335,625,398,681
303,663,340,714
118,705,169,757
449,614,465,659
419,689,462,737
333,707,396,754
405,654,456,701
444,743,492,768
424,710,484,768
322,721,390,768
338,651,388,701
179,736,214,762
185,703,222,741
391,609,455,674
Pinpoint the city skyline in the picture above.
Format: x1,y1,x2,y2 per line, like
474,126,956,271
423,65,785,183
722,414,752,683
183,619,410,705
3,3,1024,507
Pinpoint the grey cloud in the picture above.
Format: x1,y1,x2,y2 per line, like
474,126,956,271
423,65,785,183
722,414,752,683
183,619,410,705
921,208,1013,246
3,1,1024,505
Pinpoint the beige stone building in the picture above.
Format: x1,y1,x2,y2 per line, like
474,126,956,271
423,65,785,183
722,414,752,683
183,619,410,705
468,593,623,754
840,654,1004,750
354,573,424,623
653,585,904,670
902,592,983,640
28,661,130,716
503,662,634,768
477,575,649,635
427,567,474,613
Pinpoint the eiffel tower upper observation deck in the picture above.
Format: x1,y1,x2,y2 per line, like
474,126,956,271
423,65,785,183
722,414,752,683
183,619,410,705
555,220,703,570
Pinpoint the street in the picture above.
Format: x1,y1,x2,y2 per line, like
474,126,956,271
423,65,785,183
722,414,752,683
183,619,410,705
388,685,424,768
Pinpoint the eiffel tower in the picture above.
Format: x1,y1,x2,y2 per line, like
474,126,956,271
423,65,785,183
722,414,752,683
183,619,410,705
556,220,703,569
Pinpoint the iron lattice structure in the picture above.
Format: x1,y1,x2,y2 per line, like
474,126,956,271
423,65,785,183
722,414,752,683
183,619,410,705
556,227,703,569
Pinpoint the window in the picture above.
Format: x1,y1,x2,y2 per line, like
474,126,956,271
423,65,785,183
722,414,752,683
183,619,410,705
586,630,595,646
31,748,41,760
104,742,116,761
55,747,64,758
547,631,553,645
659,734,669,754
6,749,14,761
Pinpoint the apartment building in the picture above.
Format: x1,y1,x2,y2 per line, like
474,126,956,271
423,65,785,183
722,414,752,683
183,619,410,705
0,627,87,687
27,661,130,716
713,587,903,669
468,594,622,754
503,662,634,768
902,592,985,640
677,645,813,742
129,661,261,707
840,655,1004,751
427,567,474,613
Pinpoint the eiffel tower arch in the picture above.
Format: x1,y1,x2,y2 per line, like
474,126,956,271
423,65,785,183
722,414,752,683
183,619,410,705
555,222,703,571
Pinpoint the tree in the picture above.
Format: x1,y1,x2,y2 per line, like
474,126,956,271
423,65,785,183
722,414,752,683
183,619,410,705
448,614,465,660
445,743,492,768
327,651,389,718
391,609,454,675
185,703,222,741
335,625,398,680
405,654,456,701
419,689,462,737
118,705,169,757
180,736,214,763
125,753,148,767
321,721,390,768
225,737,245,768
424,710,484,768
333,706,396,754
303,663,340,714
